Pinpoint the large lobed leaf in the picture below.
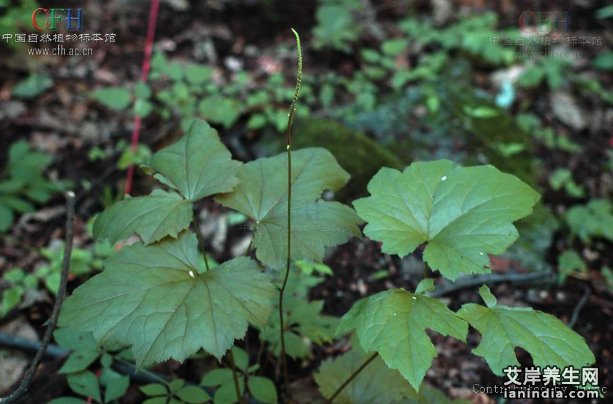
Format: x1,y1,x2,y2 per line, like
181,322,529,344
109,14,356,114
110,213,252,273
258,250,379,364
59,233,275,367
149,119,241,201
337,288,467,389
458,286,595,375
93,119,240,245
253,201,362,269
93,189,192,245
353,160,540,280
216,148,362,268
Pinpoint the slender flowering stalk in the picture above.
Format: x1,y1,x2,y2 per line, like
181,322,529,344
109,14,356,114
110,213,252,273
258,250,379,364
278,28,302,399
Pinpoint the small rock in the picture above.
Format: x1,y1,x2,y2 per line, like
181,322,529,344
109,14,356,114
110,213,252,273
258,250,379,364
0,101,26,120
551,91,587,130
0,316,39,392
163,0,189,11
231,235,251,257
224,56,243,73
431,0,452,24
491,65,524,86
80,121,99,142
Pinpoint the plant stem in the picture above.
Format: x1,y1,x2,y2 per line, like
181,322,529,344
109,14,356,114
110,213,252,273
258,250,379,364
113,356,169,384
423,261,429,279
193,208,210,271
278,28,302,401
1,191,76,404
326,352,378,403
227,349,244,404
247,222,257,256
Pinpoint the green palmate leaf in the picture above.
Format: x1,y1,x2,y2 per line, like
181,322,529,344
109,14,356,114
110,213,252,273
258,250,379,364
90,87,131,110
140,384,168,396
0,204,14,232
315,345,418,404
93,189,192,245
175,385,210,403
1,141,64,232
67,371,102,402
201,369,245,404
218,148,348,212
54,328,98,351
337,289,467,389
558,250,587,282
13,73,54,99
8,141,52,177
566,199,613,243
149,119,241,201
216,148,362,268
253,201,362,269
261,298,338,359
248,377,277,404
354,160,540,280
100,368,130,402
59,233,275,366
198,96,241,128
59,349,100,374
457,286,595,375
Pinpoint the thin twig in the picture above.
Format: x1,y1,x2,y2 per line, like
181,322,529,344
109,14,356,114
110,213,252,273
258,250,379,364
227,350,244,404
246,223,257,256
0,333,223,398
255,339,265,372
326,352,378,403
243,337,250,393
429,271,554,298
568,284,591,329
112,356,169,385
277,28,302,401
1,191,76,404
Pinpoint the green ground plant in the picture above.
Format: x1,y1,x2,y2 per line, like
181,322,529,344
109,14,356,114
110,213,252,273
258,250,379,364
312,0,363,52
49,328,131,404
1,222,112,318
0,141,67,232
91,51,311,134
55,31,596,403
0,0,37,49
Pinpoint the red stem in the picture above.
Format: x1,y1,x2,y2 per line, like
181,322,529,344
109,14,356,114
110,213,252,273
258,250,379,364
125,0,160,195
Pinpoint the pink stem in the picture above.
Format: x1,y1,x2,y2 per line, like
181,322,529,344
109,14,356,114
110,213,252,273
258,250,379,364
125,0,160,195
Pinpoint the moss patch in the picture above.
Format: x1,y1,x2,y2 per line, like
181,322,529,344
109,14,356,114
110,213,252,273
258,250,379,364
289,118,403,201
